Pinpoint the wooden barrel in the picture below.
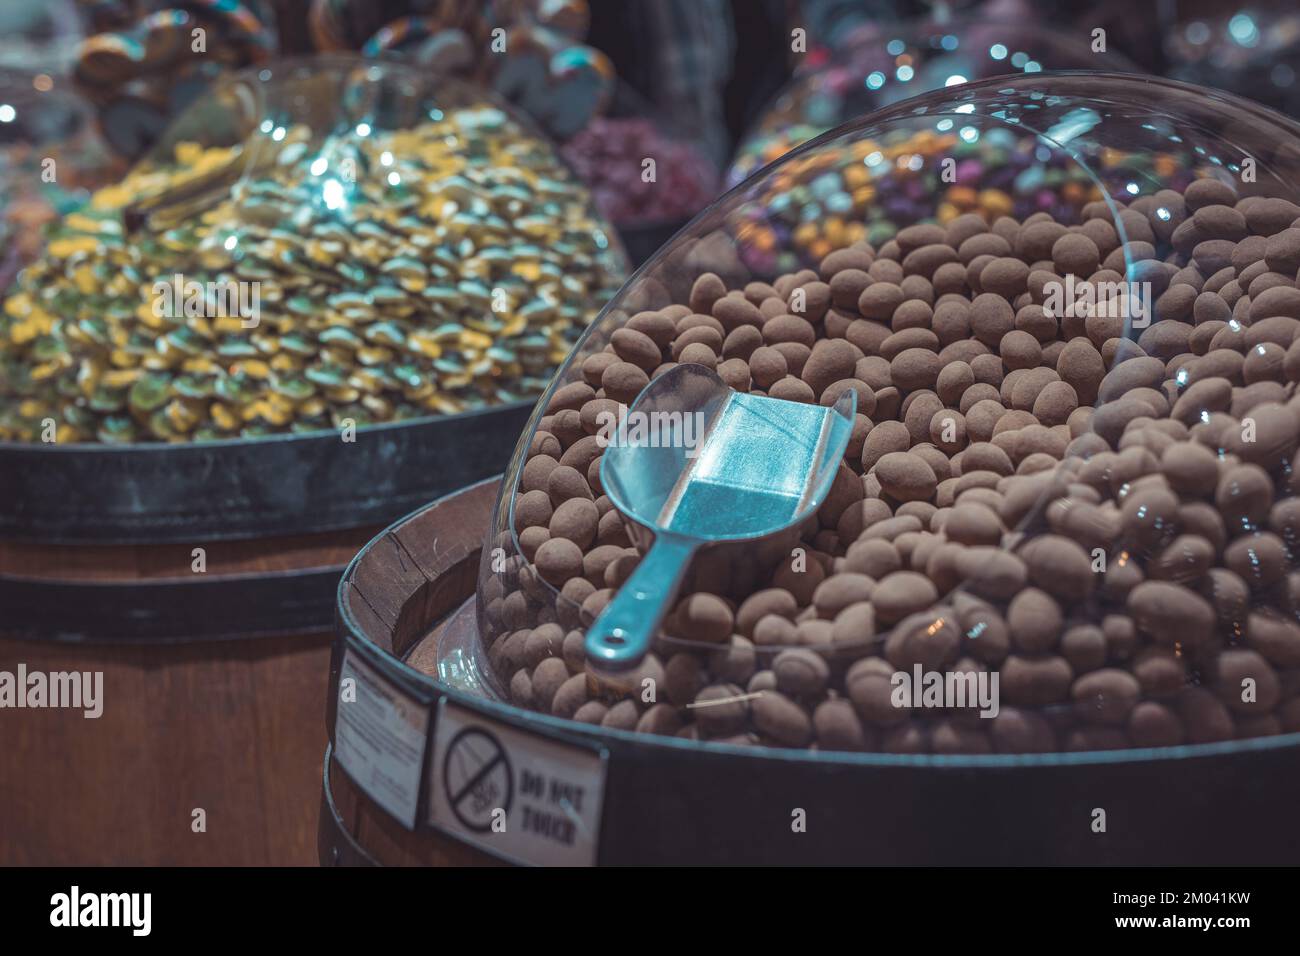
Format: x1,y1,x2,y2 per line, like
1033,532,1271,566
1,631,331,865
321,478,502,866
0,404,532,866
324,479,1300,866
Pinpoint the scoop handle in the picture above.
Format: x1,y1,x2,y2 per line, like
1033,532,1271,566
584,533,698,671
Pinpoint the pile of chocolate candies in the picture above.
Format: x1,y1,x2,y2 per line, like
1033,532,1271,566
481,173,1300,754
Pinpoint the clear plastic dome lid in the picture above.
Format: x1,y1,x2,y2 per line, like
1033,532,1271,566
455,72,1300,757
0,68,120,290
0,55,626,443
726,20,1140,276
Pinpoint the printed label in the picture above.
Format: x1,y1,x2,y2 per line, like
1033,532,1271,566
429,700,606,866
334,648,431,829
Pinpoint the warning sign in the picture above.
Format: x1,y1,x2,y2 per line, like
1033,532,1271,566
429,699,606,866
443,726,513,831
334,649,431,829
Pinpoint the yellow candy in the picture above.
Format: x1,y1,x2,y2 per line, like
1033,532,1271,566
8,319,39,345
211,403,239,431
231,359,271,379
512,261,542,282
90,184,134,210
824,218,846,247
77,359,102,397
265,394,294,425
407,334,442,359
30,360,63,381
841,164,871,189
947,186,978,210
164,399,200,433
299,397,326,418
136,302,169,329
48,236,100,258
425,395,462,415
175,142,203,166
102,368,142,388
324,385,360,403
461,330,493,350
71,265,98,295
213,316,246,335
4,292,32,319
851,184,876,205
181,357,216,375
978,189,1014,219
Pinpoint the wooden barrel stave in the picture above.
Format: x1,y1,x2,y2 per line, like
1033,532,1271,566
1,407,531,864
325,479,1300,867
0,632,328,865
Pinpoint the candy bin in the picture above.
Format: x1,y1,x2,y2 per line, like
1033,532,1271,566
0,53,626,867
327,73,1300,866
1,51,626,617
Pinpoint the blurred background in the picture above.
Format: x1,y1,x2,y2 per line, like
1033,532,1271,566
4,0,1300,269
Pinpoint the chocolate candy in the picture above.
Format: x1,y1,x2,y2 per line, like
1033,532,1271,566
475,169,1300,757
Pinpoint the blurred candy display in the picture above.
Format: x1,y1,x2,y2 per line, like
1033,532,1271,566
726,18,1138,275
0,59,625,443
64,0,614,160
727,118,1195,278
561,116,720,228
1159,5,1300,117
0,1,84,73
308,0,614,142
72,0,277,158
0,70,122,292
728,17,1136,188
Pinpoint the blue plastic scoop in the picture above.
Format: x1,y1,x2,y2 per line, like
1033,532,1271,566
585,364,856,672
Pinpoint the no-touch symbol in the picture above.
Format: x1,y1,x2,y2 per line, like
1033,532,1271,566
443,726,513,832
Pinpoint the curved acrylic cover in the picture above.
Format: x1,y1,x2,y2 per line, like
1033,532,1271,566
727,16,1140,189
459,72,1300,757
0,68,119,290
